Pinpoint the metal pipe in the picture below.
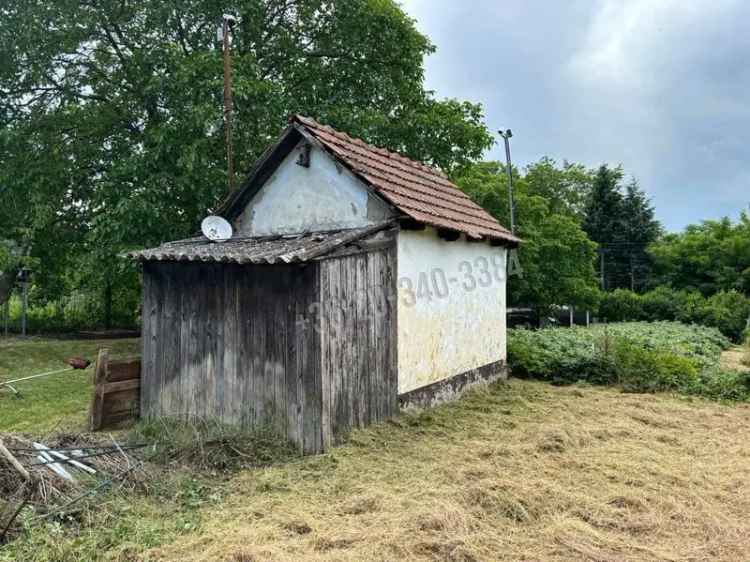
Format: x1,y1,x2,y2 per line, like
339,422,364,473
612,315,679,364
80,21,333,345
222,15,235,195
498,129,515,234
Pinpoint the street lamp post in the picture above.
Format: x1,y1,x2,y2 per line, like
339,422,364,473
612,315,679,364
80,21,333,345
498,129,515,234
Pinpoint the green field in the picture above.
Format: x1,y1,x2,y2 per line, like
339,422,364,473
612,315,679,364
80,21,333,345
0,337,139,432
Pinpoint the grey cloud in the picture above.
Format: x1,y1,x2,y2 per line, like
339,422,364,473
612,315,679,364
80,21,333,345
402,0,750,230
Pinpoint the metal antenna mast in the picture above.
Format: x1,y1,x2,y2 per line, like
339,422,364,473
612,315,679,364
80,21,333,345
220,14,238,194
498,129,515,234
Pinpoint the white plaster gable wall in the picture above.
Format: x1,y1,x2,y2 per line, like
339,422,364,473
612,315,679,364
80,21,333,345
235,140,394,236
396,228,507,394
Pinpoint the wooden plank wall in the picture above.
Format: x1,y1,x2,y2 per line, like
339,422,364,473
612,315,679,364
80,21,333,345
141,261,322,453
318,245,398,448
141,242,397,454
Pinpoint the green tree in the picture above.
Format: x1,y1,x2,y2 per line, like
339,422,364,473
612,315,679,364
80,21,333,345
454,161,600,315
650,214,750,296
0,0,493,323
621,179,662,291
523,157,593,219
583,166,660,291
582,165,626,290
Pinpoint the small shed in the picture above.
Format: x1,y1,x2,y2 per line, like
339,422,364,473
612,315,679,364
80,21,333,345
129,115,520,453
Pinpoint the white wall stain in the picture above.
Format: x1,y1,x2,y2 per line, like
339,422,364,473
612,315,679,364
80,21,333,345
235,140,394,236
397,228,507,394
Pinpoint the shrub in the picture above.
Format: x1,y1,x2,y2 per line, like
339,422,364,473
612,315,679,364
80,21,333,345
4,288,139,334
699,290,750,342
596,287,750,342
598,289,645,322
691,368,750,401
507,322,742,400
640,286,689,321
612,340,699,393
507,327,616,385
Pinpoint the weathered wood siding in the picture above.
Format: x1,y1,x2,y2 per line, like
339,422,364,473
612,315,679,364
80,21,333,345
141,244,397,454
141,261,323,453
318,245,398,448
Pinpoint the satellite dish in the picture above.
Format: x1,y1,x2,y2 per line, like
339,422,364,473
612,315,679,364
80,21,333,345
201,216,233,242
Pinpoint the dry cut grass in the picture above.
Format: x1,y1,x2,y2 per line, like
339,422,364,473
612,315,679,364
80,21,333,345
147,380,750,562
720,347,750,373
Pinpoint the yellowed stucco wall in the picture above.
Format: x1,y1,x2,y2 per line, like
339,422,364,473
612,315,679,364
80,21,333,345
396,228,507,394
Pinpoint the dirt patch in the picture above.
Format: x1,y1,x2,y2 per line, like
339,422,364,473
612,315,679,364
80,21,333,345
721,347,750,372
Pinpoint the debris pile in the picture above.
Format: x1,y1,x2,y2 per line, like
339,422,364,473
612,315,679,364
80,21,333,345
0,433,147,543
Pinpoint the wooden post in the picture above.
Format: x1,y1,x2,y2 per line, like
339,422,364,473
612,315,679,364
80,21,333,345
89,348,109,431
0,439,30,482
569,305,574,327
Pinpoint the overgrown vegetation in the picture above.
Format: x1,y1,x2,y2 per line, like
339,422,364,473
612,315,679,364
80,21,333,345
2,291,138,335
129,418,299,472
599,287,750,341
508,321,750,400
650,214,750,296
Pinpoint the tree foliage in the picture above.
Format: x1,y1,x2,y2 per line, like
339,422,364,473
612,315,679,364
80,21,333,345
0,0,493,316
582,165,661,292
453,159,599,313
650,213,750,296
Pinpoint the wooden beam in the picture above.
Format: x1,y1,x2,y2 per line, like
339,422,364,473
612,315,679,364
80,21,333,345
0,439,30,481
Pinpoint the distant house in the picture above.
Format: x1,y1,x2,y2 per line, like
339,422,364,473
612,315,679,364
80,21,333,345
129,115,519,453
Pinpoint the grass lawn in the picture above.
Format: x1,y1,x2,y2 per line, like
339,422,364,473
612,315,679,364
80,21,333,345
0,337,140,432
2,337,750,561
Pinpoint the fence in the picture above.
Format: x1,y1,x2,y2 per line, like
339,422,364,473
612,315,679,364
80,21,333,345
1,287,139,336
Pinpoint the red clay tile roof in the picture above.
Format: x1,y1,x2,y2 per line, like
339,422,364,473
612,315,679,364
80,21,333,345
292,115,519,245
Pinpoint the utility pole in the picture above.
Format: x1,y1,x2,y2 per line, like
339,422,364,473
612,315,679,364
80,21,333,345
220,14,238,195
498,129,515,234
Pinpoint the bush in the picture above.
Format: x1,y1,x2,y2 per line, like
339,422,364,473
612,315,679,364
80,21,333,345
4,287,139,334
596,287,750,342
507,322,742,400
691,368,750,401
699,290,750,342
598,289,645,322
640,286,689,321
612,340,699,393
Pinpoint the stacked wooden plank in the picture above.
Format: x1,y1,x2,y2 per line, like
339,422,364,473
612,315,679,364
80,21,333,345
89,349,141,431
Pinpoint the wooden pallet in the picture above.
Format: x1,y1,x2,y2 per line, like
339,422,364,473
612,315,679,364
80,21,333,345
89,349,141,431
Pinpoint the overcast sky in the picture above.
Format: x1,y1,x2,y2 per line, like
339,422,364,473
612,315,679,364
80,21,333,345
401,0,750,231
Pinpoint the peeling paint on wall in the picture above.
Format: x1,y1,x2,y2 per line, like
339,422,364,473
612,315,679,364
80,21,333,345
235,140,394,236
396,228,507,394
